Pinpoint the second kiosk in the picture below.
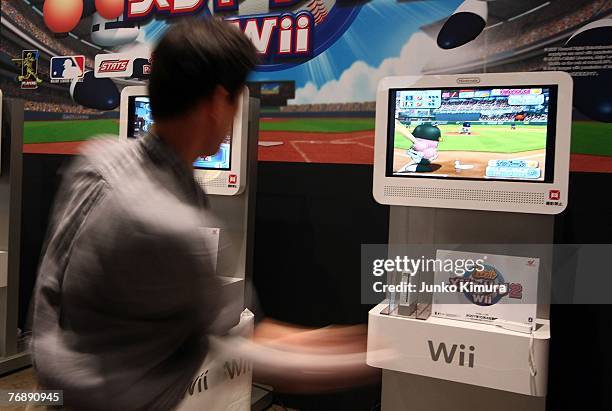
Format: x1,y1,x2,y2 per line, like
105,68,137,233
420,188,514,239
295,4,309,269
367,72,573,411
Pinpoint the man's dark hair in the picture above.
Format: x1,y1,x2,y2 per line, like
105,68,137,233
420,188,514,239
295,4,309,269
149,18,258,120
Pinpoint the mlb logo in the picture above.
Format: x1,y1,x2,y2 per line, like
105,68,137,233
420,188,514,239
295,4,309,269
50,56,84,81
549,190,561,201
228,174,238,185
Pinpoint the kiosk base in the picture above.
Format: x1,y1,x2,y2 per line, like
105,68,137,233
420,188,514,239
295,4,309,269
372,206,555,410
381,370,546,411
367,303,550,397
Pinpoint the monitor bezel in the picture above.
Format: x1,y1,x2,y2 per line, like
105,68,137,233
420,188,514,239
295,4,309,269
119,86,249,196
373,72,573,214
125,95,234,171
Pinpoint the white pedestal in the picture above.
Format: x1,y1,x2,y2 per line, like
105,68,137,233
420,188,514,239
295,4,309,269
177,309,254,411
367,303,550,397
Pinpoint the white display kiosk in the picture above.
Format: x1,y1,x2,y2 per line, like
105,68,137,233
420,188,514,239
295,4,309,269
119,86,262,411
367,72,573,411
120,86,250,196
0,92,30,374
119,86,260,329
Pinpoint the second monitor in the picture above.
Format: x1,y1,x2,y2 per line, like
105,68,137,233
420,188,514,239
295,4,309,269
373,72,573,214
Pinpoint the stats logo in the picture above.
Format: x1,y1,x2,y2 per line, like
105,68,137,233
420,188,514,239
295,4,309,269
99,60,129,73
124,0,361,70
95,53,134,78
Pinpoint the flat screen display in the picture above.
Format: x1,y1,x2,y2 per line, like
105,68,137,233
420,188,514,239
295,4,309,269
260,83,280,95
128,96,154,139
127,96,232,170
386,86,558,182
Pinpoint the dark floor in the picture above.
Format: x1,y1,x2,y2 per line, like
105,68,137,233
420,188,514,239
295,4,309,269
0,367,296,411
0,367,37,410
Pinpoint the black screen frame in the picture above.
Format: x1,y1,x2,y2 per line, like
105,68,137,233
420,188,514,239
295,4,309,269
385,85,558,184
126,95,152,140
126,95,233,171
126,95,138,139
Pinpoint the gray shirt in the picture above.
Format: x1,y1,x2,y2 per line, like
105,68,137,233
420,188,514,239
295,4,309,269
30,133,223,411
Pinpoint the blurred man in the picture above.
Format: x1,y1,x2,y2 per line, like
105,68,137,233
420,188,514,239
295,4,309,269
31,17,376,411
30,18,257,411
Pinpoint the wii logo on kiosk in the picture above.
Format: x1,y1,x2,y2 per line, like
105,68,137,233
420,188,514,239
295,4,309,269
372,72,573,214
118,86,249,196
428,341,475,368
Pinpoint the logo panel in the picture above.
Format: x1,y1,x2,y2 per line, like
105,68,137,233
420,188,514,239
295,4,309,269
94,53,135,78
12,50,42,89
50,55,85,83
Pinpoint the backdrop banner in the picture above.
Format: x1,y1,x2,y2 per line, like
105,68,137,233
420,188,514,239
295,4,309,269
1,0,610,170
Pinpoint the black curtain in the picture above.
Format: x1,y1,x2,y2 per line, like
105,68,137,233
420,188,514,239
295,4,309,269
19,157,612,410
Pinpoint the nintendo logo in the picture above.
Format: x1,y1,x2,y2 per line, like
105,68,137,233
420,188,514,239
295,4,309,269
457,77,481,84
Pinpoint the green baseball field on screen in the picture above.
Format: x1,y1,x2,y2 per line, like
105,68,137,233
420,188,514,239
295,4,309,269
394,122,612,156
394,124,547,153
21,118,612,158
24,119,119,144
